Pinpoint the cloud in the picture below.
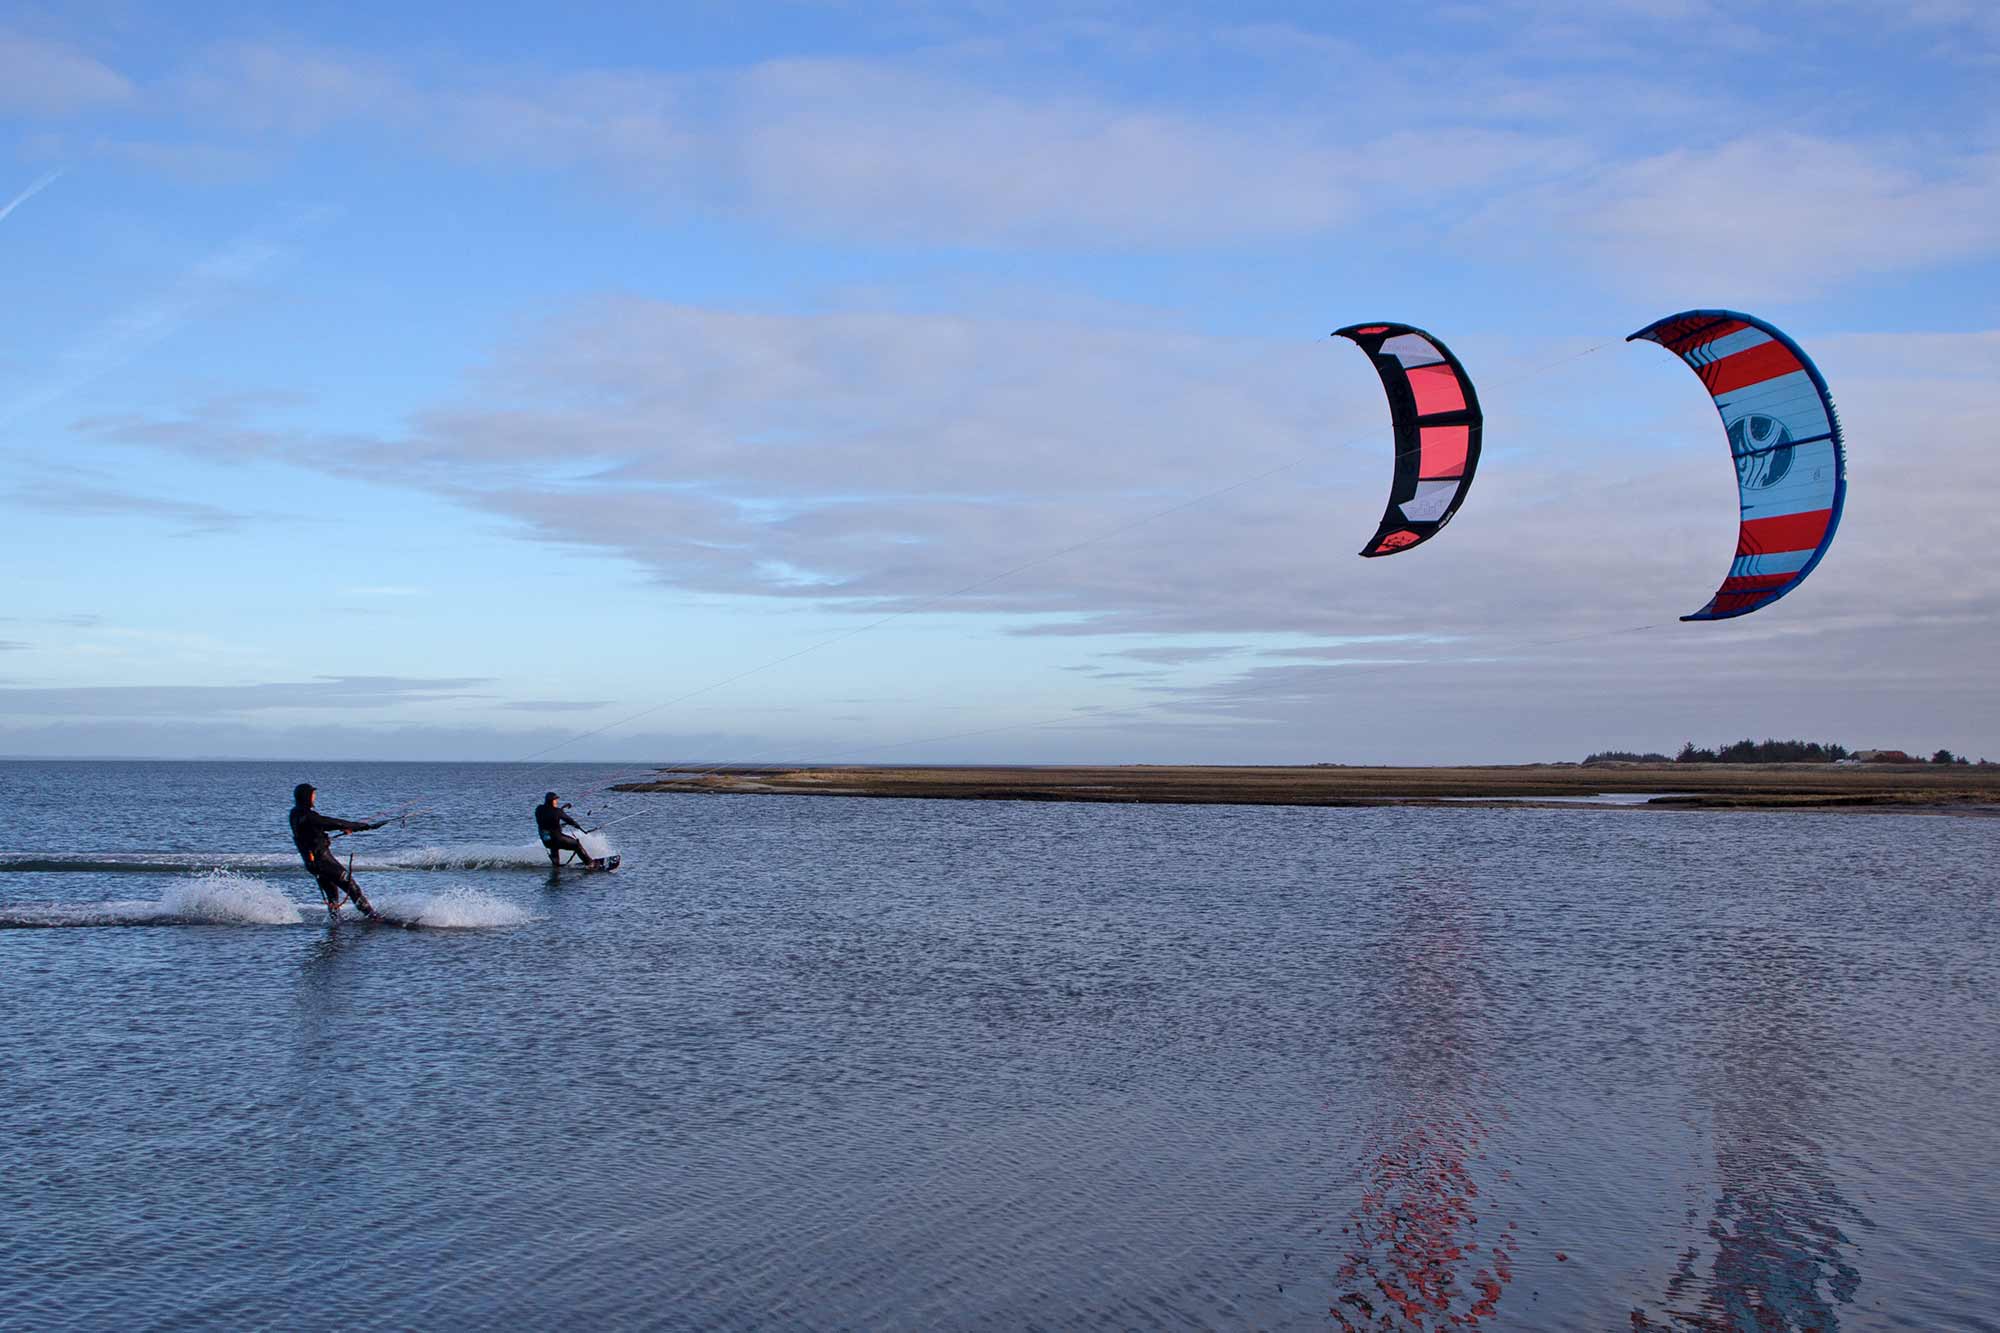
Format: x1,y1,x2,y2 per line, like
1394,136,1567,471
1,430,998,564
2,459,263,534
0,675,491,720
715,57,1520,246
1106,644,1243,666
84,297,1361,622
1539,135,2000,300
6,482,251,535
498,699,612,712
0,30,132,114
15,24,1998,287
145,44,1551,247
83,302,2000,667
0,716,769,761
9,14,2000,761
1255,637,1461,657
0,613,101,628
169,40,406,135
0,640,26,651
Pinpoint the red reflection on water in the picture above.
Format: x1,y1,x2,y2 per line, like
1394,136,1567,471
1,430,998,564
1326,895,1522,1331
1330,1100,1520,1330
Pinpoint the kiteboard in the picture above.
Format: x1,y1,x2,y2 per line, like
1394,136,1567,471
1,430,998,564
569,854,620,875
314,903,418,928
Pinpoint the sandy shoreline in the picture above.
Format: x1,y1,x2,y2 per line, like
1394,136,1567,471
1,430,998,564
613,762,2000,815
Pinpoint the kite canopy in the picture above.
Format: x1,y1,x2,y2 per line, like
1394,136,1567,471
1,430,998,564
1629,310,1847,621
1333,323,1482,557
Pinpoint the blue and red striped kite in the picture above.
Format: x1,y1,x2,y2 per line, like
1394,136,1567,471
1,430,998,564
1629,310,1847,620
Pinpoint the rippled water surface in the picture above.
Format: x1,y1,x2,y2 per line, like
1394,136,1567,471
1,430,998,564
3,760,1997,1331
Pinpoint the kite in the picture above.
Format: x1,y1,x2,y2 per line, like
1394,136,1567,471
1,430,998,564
1629,310,1846,620
1333,323,1483,557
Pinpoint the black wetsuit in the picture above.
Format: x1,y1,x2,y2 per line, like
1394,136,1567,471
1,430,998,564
536,802,589,867
290,804,374,911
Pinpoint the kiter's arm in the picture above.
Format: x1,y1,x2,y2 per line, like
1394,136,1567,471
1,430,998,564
307,810,384,836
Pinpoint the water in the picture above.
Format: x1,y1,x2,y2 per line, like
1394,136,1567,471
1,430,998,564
2,760,1996,1331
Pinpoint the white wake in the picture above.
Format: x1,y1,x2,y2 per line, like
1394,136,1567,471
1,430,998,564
367,888,534,929
155,870,307,924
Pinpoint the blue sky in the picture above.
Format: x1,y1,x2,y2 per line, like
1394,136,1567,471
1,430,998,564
4,0,1998,762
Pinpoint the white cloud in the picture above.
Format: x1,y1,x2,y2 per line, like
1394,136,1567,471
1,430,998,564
37,37,1604,249
169,40,404,135
16,25,1998,289
2,478,249,534
0,675,491,720
82,302,2000,659
0,29,132,114
42,303,2000,758
1549,135,2000,300
719,58,1357,244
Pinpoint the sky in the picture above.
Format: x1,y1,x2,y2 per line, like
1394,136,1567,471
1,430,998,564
2,0,1997,764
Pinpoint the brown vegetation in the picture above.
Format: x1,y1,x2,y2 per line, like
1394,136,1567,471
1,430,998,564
612,762,2000,814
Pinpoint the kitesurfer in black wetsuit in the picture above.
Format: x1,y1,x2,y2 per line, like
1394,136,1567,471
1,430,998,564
289,783,385,919
536,792,603,871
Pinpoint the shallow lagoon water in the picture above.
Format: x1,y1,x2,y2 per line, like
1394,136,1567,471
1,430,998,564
2,760,1997,1330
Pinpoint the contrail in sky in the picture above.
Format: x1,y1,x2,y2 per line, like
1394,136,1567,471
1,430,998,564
0,205,333,430
0,169,63,224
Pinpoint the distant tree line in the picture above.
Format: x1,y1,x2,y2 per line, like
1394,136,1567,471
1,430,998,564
1675,738,1850,763
1584,743,1993,766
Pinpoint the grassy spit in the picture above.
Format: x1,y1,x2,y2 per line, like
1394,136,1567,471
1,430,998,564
613,763,2000,814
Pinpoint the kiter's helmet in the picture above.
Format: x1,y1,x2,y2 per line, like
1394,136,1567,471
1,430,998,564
293,782,316,804
545,791,559,802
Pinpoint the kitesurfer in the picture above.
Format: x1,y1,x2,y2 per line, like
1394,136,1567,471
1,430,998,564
536,792,604,871
289,783,385,919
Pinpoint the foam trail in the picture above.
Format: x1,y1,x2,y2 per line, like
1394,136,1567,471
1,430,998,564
0,871,305,928
0,842,618,874
368,888,532,929
388,835,618,870
156,871,305,923
0,852,296,875
391,842,578,871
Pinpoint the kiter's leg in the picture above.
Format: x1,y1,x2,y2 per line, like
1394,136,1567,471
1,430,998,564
315,868,344,918
341,869,379,918
557,833,599,868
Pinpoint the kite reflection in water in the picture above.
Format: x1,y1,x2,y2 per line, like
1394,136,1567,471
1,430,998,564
1329,887,1521,1330
1632,936,1868,1330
